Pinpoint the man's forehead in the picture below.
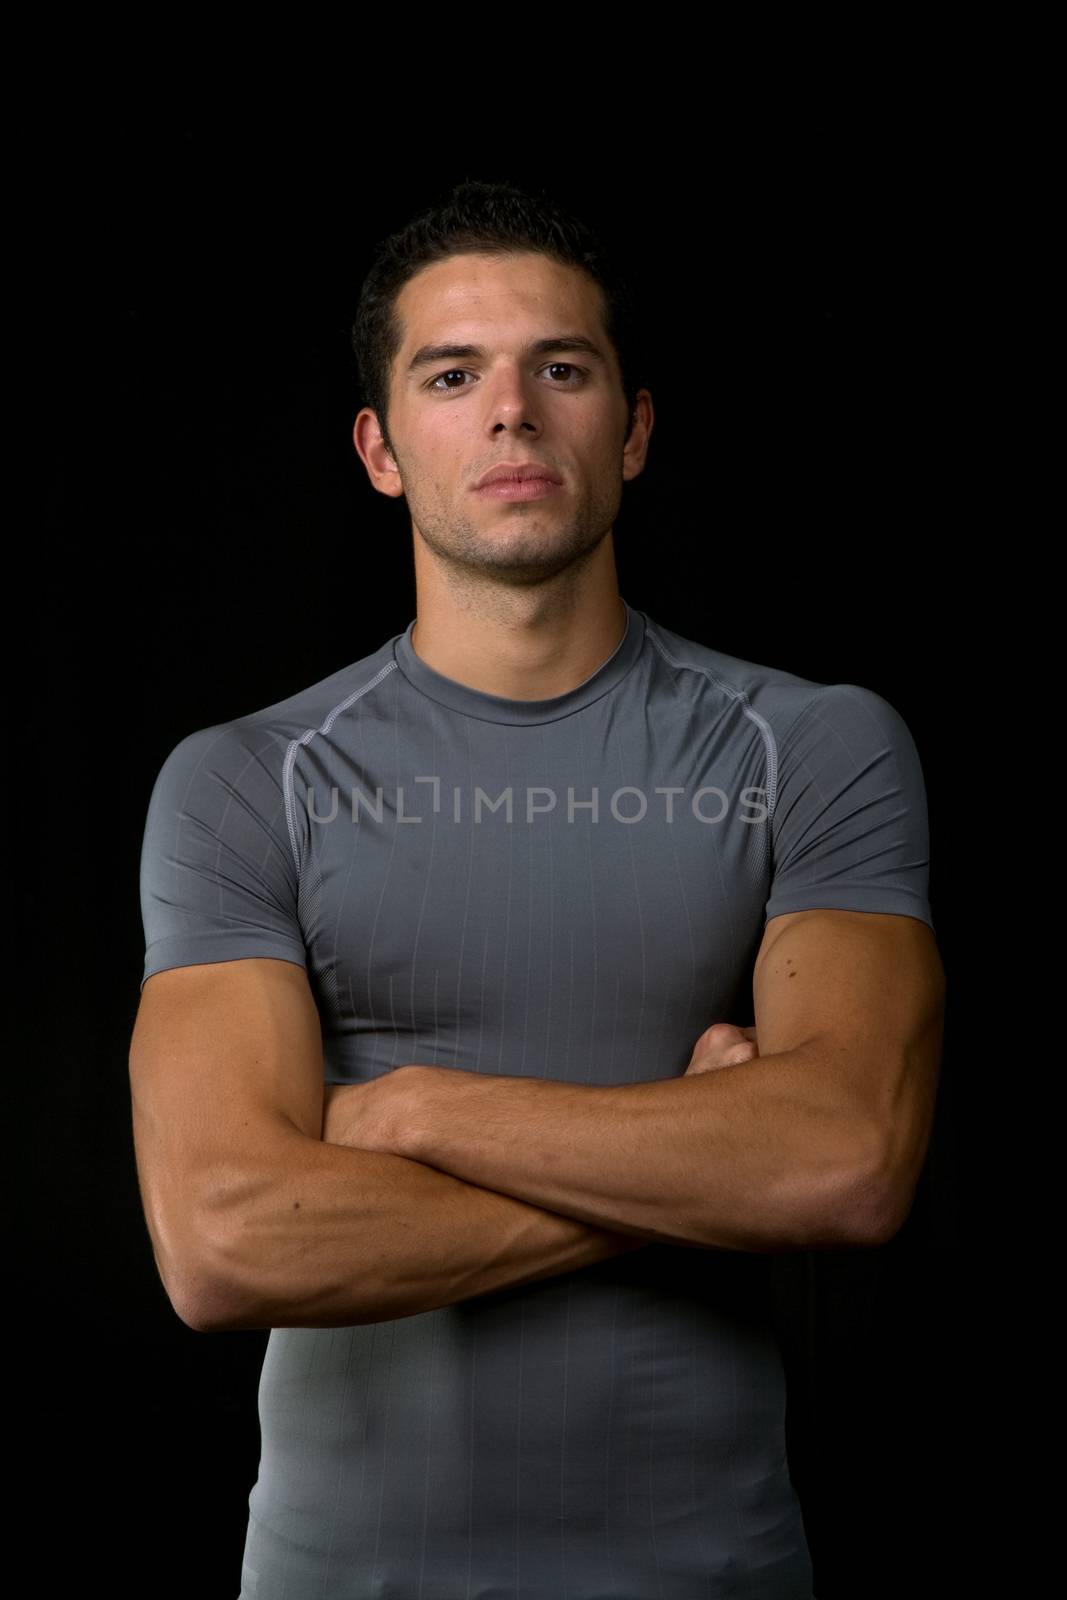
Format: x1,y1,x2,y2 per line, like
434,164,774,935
395,252,605,351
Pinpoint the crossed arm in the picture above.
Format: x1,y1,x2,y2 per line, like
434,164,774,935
323,908,946,1254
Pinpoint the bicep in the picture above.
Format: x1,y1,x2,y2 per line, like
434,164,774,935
128,956,324,1317
754,908,943,1053
753,909,946,1194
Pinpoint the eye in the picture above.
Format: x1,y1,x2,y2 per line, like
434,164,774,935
543,362,585,384
427,363,588,394
429,369,471,392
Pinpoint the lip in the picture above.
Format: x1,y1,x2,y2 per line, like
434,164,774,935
473,463,563,490
473,477,562,501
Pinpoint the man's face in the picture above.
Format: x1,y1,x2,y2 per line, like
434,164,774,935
369,251,647,587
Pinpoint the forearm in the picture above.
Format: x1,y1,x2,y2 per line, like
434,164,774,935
192,1124,648,1333
402,1049,882,1252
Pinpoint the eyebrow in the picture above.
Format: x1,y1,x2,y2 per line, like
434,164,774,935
406,334,609,376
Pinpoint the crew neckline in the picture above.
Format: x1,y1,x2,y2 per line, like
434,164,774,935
393,599,647,725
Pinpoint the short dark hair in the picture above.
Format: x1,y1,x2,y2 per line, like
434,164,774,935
351,176,646,458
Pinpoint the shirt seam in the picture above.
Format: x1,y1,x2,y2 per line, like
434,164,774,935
643,626,798,826
282,659,399,877
392,640,640,727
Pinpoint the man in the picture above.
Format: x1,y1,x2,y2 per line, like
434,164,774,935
130,178,945,1599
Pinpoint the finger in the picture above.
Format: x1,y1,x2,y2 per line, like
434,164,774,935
687,1041,758,1073
694,1021,746,1050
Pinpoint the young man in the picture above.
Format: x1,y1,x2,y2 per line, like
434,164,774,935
130,179,945,1599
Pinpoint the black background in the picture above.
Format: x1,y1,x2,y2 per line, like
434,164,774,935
19,106,983,1598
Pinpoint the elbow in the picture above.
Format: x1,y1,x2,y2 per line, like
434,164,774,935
171,1274,242,1334
169,1295,220,1335
749,1126,915,1252
820,1164,903,1249
854,1175,919,1247
839,1116,935,1246
160,1252,244,1334
804,1139,899,1250
153,1215,256,1334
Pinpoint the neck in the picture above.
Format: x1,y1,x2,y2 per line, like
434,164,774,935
408,552,628,704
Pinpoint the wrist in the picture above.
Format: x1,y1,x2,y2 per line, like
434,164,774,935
393,1064,441,1161
397,1064,480,1164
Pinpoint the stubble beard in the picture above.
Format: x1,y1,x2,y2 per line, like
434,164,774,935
406,474,624,591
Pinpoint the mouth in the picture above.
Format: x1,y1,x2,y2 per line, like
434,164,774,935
472,477,562,502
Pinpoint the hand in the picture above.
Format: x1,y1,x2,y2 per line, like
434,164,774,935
321,1066,425,1156
683,1022,760,1076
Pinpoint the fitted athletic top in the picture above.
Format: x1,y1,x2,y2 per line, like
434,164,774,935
138,598,934,1599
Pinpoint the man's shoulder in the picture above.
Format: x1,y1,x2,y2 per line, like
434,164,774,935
237,632,404,737
640,610,829,726
639,611,918,771
152,631,404,784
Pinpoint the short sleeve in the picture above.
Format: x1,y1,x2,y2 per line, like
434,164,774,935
138,724,308,990
763,683,934,931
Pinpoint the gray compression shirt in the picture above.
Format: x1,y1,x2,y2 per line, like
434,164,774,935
139,598,934,1599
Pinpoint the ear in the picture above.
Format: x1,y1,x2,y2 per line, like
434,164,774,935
353,407,405,499
623,388,654,483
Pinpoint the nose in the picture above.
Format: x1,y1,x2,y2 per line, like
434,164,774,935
483,365,542,437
